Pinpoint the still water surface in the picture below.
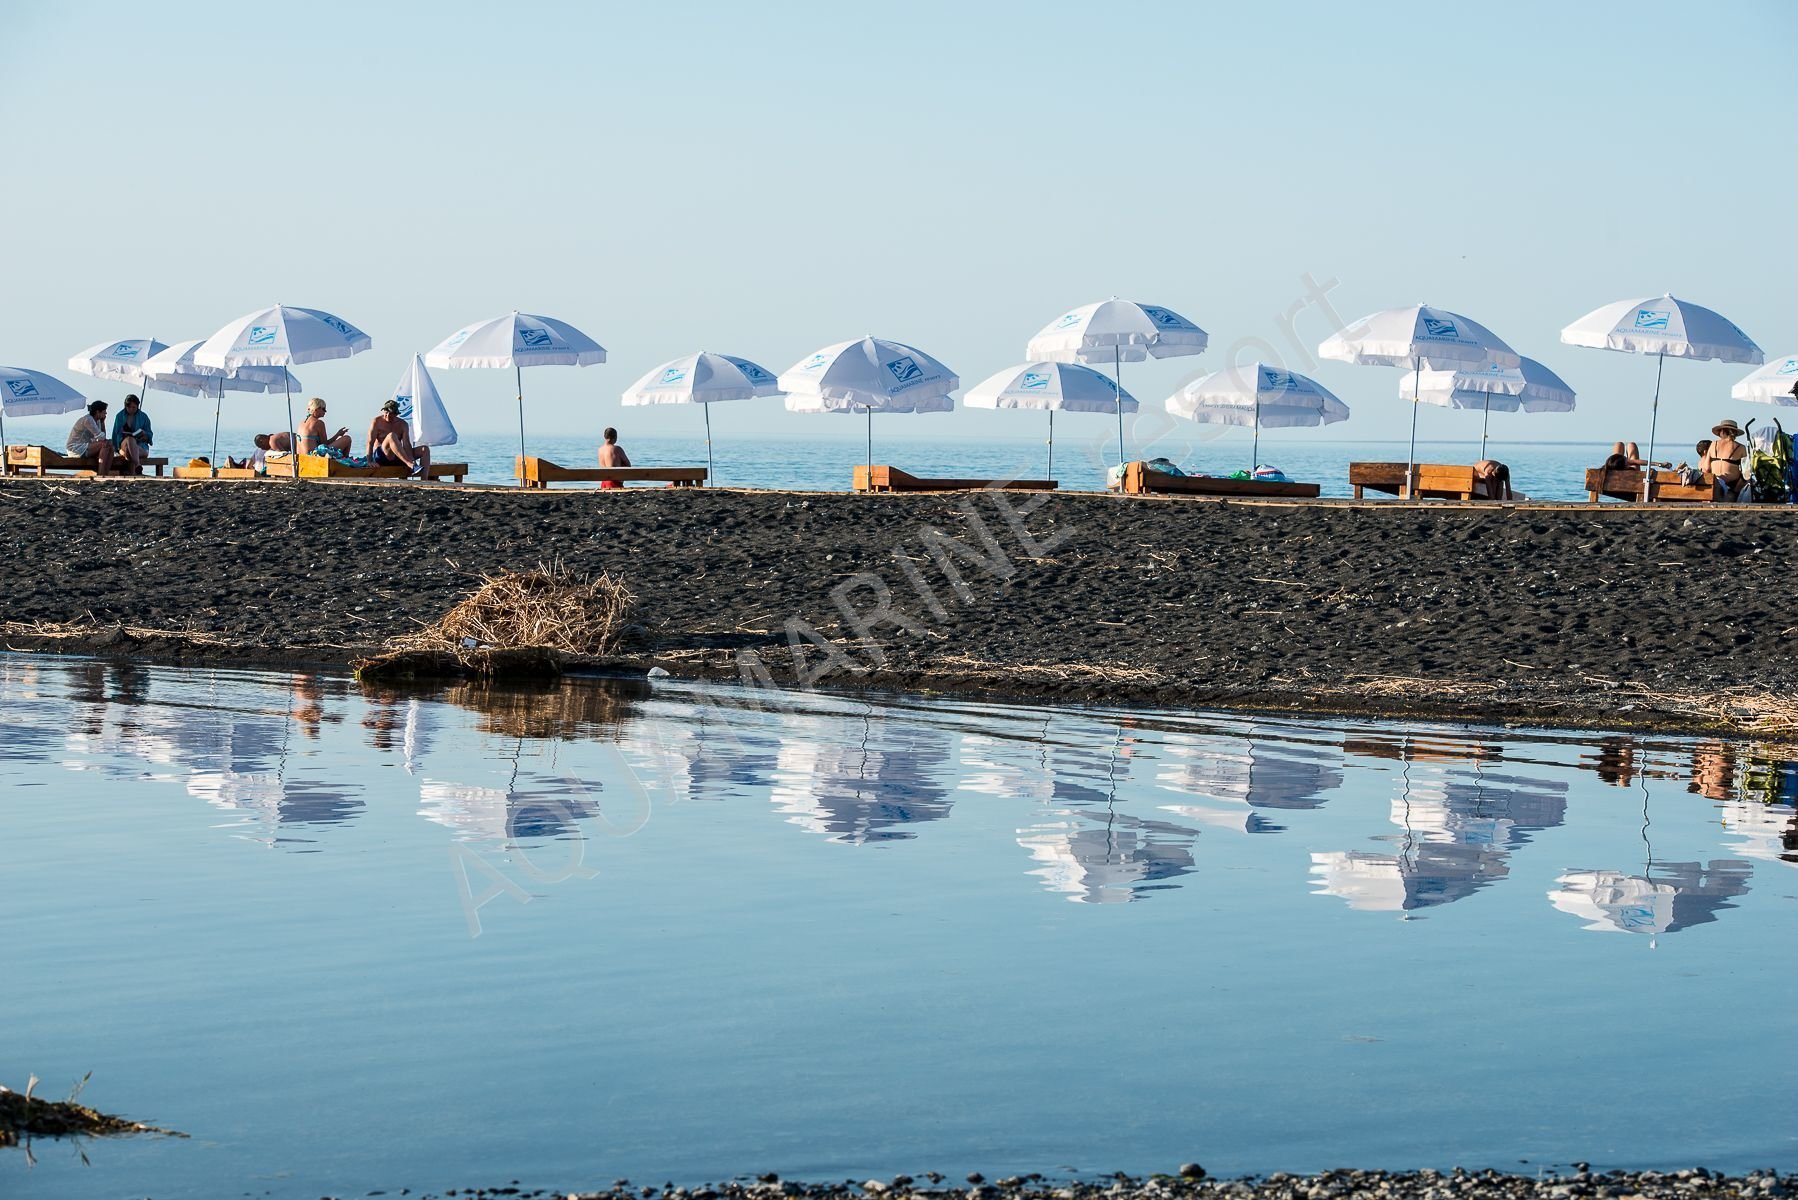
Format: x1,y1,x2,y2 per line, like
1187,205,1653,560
1,656,1793,1199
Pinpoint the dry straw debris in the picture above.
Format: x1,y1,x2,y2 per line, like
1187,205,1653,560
357,563,638,681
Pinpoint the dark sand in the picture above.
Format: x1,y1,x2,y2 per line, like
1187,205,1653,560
3,477,1795,733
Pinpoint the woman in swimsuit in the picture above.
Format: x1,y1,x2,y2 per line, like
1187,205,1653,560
1702,420,1749,500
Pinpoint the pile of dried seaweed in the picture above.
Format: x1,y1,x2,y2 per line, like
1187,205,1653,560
356,563,638,682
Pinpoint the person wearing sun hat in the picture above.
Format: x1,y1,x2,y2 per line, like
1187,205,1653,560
1702,418,1749,500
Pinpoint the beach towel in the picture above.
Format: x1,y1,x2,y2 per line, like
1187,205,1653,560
1252,465,1289,482
313,446,373,469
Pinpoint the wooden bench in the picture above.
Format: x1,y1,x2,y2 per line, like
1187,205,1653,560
1349,461,1501,501
4,445,168,477
1120,461,1320,499
516,456,707,488
1584,467,1716,503
853,465,1057,492
296,456,468,483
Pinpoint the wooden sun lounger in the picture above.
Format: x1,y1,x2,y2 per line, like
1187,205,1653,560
1120,461,1320,499
171,465,261,480
1349,461,1503,501
853,465,1057,492
296,456,468,483
1584,467,1717,503
515,456,707,488
4,445,167,477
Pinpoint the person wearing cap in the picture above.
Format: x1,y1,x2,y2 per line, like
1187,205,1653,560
366,398,430,477
1701,419,1749,500
297,397,352,456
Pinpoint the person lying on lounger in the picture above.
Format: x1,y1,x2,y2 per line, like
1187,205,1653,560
66,400,119,474
366,399,430,477
298,398,352,456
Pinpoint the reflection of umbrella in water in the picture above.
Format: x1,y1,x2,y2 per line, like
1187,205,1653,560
1158,727,1345,831
770,713,955,844
419,738,599,843
1548,780,1752,941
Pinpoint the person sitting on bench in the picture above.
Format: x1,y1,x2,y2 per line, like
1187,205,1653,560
366,398,430,477
111,393,154,475
1702,420,1749,500
298,398,352,456
598,426,630,489
1473,458,1513,500
66,400,119,474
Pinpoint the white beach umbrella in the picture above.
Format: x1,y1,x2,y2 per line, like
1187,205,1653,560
1729,353,1798,405
392,355,458,449
621,351,779,484
67,338,170,389
143,338,302,467
425,310,605,470
1025,298,1208,465
964,361,1138,479
1319,304,1520,496
1560,293,1763,469
0,366,86,456
193,304,373,471
778,336,958,474
1167,361,1348,472
1408,356,1577,457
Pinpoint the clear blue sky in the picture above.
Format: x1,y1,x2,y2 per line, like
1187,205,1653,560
2,0,1792,447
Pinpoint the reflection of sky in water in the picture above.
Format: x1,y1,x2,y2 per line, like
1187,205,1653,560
6,657,1798,1194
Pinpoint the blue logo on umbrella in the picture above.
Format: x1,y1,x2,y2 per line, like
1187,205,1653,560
1054,312,1082,329
1020,371,1050,390
111,343,139,359
319,314,357,338
803,353,830,370
1422,317,1459,338
518,327,551,348
659,367,687,385
1779,359,1798,375
1634,309,1670,331
740,363,770,381
1263,369,1294,389
442,330,471,350
247,326,277,345
394,394,414,420
6,379,39,398
886,356,922,384
1144,307,1183,327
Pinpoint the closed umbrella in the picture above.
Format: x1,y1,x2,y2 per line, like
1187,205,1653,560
777,337,957,476
621,351,780,484
963,361,1137,479
1560,293,1762,476
391,355,458,449
1729,353,1798,405
0,367,86,463
1319,304,1520,496
1407,356,1576,458
425,311,605,475
1167,361,1348,473
1025,298,1208,466
142,338,302,470
194,304,373,477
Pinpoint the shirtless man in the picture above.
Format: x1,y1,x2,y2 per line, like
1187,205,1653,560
598,426,630,489
366,398,430,476
1473,458,1513,500
1702,419,1749,500
297,397,352,456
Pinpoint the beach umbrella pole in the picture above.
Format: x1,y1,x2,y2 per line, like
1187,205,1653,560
866,406,872,478
1047,408,1054,480
703,400,715,485
515,362,527,487
1252,395,1261,474
1114,345,1125,466
1644,351,1665,500
211,376,223,475
1406,363,1422,499
1481,393,1492,460
283,367,298,484
1,408,8,468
